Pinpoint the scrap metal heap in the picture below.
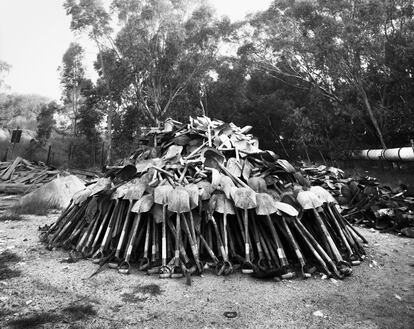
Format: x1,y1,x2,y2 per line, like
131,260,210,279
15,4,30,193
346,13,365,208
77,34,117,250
41,117,367,281
300,164,414,236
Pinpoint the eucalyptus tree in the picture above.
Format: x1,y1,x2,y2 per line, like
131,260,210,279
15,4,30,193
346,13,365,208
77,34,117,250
59,42,86,135
239,0,414,149
64,0,229,161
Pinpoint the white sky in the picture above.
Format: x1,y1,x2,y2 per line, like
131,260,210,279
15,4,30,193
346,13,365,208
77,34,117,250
0,0,272,101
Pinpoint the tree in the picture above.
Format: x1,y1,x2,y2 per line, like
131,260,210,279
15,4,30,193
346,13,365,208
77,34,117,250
36,102,58,144
239,0,414,149
0,60,11,92
108,0,229,124
59,42,86,135
63,0,230,163
0,93,50,129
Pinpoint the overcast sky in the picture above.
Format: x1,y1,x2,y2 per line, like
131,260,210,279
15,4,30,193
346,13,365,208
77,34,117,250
0,0,272,101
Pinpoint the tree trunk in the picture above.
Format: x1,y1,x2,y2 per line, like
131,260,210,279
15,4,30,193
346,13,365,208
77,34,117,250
359,84,387,149
95,39,112,165
106,107,112,165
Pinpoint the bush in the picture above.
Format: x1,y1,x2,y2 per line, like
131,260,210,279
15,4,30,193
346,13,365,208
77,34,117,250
11,198,60,216
0,212,23,222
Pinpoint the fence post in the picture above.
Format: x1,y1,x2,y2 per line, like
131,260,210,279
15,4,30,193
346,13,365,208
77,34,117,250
100,142,105,169
46,145,52,165
68,142,73,167
92,141,96,168
3,148,8,162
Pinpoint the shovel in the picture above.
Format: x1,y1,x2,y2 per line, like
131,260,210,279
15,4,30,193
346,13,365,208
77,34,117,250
184,183,203,272
168,186,191,278
297,190,352,276
138,218,151,271
209,194,233,275
109,181,146,268
281,193,341,278
231,187,257,274
310,186,361,265
91,185,128,263
255,193,291,274
273,201,309,279
212,193,235,258
154,184,174,278
118,194,154,274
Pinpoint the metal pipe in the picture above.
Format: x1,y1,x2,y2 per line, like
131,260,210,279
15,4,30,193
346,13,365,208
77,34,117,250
351,147,414,162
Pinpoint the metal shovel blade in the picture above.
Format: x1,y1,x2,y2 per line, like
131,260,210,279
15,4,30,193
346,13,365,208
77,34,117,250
213,193,235,215
310,186,337,204
154,184,173,205
274,201,299,217
131,194,154,213
296,190,323,210
248,177,268,193
255,193,279,216
231,187,257,210
168,187,191,213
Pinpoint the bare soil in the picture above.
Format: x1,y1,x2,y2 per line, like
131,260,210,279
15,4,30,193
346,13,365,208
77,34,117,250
0,213,413,329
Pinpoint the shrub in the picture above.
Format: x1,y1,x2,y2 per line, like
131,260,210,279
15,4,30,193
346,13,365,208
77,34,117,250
11,198,60,216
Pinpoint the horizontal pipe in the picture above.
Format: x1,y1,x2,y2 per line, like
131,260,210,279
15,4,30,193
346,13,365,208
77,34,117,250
351,147,414,161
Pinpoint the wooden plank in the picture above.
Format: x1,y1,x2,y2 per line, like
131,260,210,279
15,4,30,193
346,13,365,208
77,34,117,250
0,183,41,194
0,157,22,180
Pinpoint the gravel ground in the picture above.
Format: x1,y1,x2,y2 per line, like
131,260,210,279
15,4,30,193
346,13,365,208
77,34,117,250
0,213,413,329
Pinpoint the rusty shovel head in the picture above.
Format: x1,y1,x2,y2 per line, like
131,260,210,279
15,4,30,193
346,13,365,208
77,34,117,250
296,190,323,210
196,180,213,201
274,201,299,217
310,186,337,204
226,157,242,177
72,188,92,205
184,183,199,210
168,186,191,213
154,184,173,205
89,177,112,196
248,177,267,193
255,193,279,216
202,147,225,169
218,175,235,199
131,194,154,213
212,192,235,215
231,187,257,210
123,179,147,202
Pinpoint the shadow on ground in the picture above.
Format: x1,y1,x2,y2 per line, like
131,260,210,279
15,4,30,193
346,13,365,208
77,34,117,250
0,250,21,280
7,303,97,329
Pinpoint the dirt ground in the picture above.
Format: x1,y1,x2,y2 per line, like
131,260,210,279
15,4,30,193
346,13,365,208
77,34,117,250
0,213,413,329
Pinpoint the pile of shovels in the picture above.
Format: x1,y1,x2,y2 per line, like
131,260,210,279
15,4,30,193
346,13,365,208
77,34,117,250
41,116,367,281
299,163,414,234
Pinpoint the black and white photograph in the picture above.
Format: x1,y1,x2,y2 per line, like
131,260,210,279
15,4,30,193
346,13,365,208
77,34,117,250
0,0,413,328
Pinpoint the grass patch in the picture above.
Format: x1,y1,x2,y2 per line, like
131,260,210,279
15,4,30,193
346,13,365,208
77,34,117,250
10,198,60,216
7,312,60,329
121,284,163,304
136,284,162,296
0,250,22,280
0,212,23,222
61,304,97,321
121,292,147,304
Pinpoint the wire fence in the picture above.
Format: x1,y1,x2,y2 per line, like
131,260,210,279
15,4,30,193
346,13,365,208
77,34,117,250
0,137,107,170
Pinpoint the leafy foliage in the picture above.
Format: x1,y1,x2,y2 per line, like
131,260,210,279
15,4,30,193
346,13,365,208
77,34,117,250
0,93,49,129
36,102,58,143
59,0,414,164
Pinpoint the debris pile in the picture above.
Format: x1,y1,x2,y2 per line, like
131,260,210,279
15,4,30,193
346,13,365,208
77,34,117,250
300,164,414,236
0,157,60,194
42,117,366,281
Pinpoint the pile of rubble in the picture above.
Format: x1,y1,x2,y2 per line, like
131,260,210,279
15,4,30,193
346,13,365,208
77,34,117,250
0,157,60,194
42,117,366,281
300,164,414,237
